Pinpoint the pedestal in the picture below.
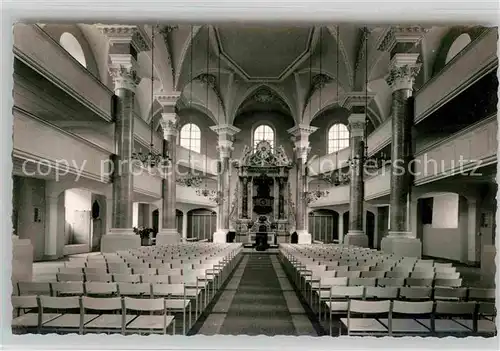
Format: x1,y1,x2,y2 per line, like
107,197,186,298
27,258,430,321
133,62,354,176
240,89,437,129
296,230,312,244
213,230,228,243
344,230,369,247
101,228,140,253
155,229,181,246
380,232,422,258
12,236,33,284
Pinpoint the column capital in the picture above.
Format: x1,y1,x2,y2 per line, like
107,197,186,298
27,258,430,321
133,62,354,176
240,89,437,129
217,139,234,160
108,56,141,92
377,26,429,53
342,92,376,111
287,124,318,140
210,124,240,142
97,24,150,52
160,113,180,138
293,144,311,163
347,114,366,137
385,53,422,91
155,92,182,110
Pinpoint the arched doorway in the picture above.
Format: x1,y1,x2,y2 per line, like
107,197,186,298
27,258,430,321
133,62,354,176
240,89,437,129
152,209,159,237
308,210,339,243
366,211,375,248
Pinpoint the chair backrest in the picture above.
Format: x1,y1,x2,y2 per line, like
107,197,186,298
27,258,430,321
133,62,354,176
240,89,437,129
117,282,151,297
330,286,364,298
386,271,410,279
361,271,386,278
85,273,113,282
58,267,84,274
434,278,462,288
434,272,460,280
433,287,467,300
12,295,38,311
123,297,166,313
434,301,476,316
399,287,432,300
321,276,348,287
377,278,405,287
348,277,376,287
468,288,495,301
52,282,85,296
82,296,122,311
141,274,170,284
405,278,433,287
336,270,361,278
18,282,52,296
112,274,141,283
39,295,80,310
349,299,391,314
410,272,435,279
364,286,399,300
57,273,84,282
478,302,496,317
392,300,433,314
84,282,118,295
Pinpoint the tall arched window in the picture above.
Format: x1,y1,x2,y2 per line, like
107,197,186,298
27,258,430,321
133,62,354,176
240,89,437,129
59,32,87,68
253,124,274,149
328,123,349,153
180,123,201,153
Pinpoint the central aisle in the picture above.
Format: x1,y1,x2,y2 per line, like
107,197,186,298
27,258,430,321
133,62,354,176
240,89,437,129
218,253,295,335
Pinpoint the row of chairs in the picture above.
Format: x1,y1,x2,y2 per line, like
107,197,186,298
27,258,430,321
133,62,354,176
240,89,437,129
12,295,177,335
278,245,496,337
336,299,495,337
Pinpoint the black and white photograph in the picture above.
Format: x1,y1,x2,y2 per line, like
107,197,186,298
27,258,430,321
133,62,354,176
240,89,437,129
6,18,498,341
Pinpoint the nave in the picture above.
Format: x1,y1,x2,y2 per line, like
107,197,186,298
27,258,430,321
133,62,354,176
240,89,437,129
11,243,496,337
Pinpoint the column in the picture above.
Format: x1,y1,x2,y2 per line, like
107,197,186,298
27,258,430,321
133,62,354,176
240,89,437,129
467,199,479,264
241,177,249,219
379,26,427,258
99,25,149,252
210,124,240,243
182,211,188,242
156,110,181,245
288,124,318,244
338,213,344,244
278,177,285,219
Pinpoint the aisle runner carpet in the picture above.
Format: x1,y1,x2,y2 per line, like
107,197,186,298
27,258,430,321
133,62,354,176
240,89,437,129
218,253,296,335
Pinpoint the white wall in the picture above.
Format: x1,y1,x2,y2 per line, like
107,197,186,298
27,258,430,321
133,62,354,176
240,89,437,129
432,193,459,228
64,188,92,245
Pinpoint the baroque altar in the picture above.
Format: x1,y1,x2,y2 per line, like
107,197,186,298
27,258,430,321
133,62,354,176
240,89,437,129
230,140,296,245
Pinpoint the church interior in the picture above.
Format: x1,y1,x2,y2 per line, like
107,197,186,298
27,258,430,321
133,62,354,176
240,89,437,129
9,23,498,337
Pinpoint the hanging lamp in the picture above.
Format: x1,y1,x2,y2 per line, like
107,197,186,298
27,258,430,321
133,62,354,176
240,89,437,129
303,27,328,204
132,25,170,168
195,25,223,204
346,26,388,171
177,25,203,187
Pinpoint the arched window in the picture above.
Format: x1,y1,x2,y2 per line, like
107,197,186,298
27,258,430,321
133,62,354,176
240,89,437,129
445,33,472,64
328,123,349,154
59,32,87,68
253,124,274,149
180,123,201,153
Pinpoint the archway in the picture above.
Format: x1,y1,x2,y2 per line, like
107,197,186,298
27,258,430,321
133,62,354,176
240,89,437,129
308,209,339,243
187,208,216,241
366,210,375,249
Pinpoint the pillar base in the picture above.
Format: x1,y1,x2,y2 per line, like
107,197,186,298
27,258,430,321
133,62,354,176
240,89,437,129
155,229,181,246
381,232,422,258
344,231,369,247
101,228,140,253
213,230,228,243
297,230,312,244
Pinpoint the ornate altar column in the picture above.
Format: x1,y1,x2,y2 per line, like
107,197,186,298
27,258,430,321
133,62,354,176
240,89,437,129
157,103,182,245
99,25,148,252
379,26,426,258
210,124,240,243
241,177,249,219
288,124,318,244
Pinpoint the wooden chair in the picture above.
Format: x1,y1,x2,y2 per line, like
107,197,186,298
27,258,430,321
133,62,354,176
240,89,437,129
81,296,130,334
341,299,391,336
123,297,175,335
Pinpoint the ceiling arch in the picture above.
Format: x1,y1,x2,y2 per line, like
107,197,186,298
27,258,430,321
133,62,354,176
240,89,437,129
231,83,295,124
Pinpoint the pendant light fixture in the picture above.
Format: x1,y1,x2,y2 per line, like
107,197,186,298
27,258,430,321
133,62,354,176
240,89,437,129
346,26,388,171
132,25,170,168
177,25,203,188
304,27,328,204
196,25,223,204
